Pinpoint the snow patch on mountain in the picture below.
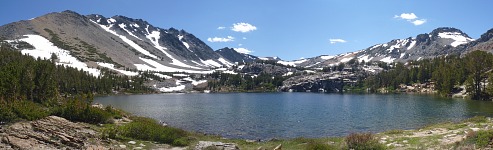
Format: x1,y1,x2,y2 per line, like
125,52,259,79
217,58,234,67
18,35,101,76
118,23,142,40
97,62,138,76
201,59,222,67
278,59,307,67
92,20,158,59
136,57,212,74
320,55,335,60
153,73,172,79
177,35,190,50
141,26,202,70
407,40,416,50
438,32,474,47
380,56,395,63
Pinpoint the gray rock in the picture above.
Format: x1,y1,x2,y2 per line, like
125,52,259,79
194,141,239,150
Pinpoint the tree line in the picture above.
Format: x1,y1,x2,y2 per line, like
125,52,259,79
207,71,287,92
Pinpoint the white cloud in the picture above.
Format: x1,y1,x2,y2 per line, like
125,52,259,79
394,13,418,20
231,23,257,33
411,19,427,26
238,43,243,46
207,36,235,42
394,13,427,26
234,48,253,54
242,37,247,40
217,26,226,30
329,39,347,44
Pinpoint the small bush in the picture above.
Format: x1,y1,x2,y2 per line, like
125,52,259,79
345,133,385,150
119,116,189,146
306,141,337,150
474,130,493,148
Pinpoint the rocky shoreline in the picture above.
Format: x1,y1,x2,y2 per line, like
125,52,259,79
2,115,493,149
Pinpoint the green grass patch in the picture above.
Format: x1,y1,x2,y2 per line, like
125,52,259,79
383,129,405,135
105,116,190,146
465,116,488,123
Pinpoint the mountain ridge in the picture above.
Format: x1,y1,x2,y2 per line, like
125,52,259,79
1,10,493,74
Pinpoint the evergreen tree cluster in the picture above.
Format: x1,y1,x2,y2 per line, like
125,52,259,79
207,72,287,92
364,51,493,100
0,44,149,123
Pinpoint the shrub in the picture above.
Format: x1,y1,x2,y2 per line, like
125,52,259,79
11,100,49,121
473,130,493,148
466,116,488,123
53,98,114,124
0,100,17,122
345,133,385,150
0,99,49,122
119,116,189,146
306,141,337,150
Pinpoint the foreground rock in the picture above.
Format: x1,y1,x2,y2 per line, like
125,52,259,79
194,141,239,150
0,116,101,150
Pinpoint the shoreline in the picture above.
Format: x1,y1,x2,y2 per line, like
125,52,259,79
2,102,492,149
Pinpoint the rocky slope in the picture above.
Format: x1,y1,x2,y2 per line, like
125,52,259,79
215,47,258,64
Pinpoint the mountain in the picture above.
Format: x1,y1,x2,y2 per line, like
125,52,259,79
287,27,490,68
2,10,493,76
0,10,233,76
461,28,493,54
215,47,258,64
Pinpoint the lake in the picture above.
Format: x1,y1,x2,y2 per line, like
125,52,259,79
94,93,493,140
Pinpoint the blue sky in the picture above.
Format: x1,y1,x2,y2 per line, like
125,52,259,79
1,0,492,60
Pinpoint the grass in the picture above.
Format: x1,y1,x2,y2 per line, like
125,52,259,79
101,116,190,146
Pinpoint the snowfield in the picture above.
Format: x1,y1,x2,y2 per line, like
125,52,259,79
277,59,307,67
438,32,474,47
19,35,101,76
92,20,158,59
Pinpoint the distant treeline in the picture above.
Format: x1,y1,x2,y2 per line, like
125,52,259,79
207,71,288,92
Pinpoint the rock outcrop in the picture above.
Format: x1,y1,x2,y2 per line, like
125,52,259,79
194,141,239,150
0,116,101,150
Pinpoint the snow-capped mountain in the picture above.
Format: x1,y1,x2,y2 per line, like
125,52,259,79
1,10,493,76
0,10,233,76
291,27,485,68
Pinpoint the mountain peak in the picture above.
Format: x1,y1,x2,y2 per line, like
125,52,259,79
430,27,471,39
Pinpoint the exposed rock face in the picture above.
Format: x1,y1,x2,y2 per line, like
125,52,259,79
280,72,347,92
238,62,300,76
216,47,258,64
0,116,100,150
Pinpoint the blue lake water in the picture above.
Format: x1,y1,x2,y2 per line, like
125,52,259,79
94,93,493,140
